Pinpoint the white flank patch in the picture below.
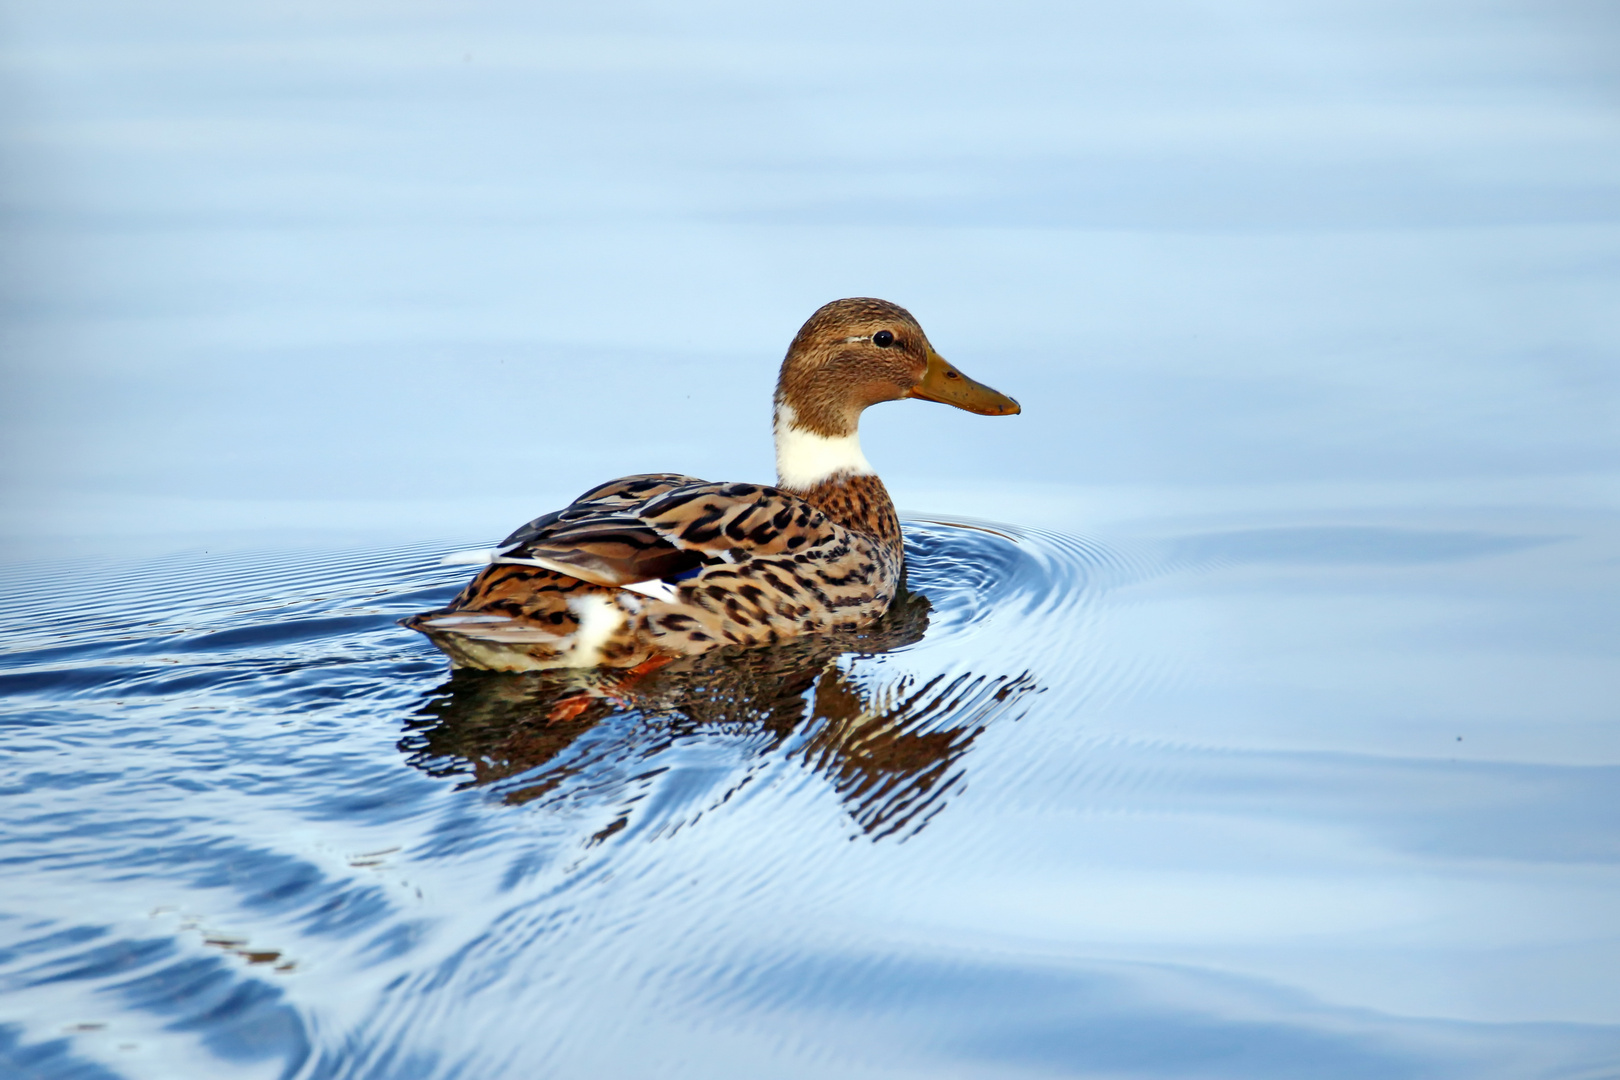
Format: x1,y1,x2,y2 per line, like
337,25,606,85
564,593,625,667
774,402,873,490
620,578,680,603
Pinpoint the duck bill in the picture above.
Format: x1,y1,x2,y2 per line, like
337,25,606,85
905,348,1021,415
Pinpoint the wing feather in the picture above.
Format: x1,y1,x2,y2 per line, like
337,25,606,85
493,478,842,590
499,473,703,549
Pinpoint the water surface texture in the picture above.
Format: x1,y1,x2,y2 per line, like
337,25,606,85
5,518,1615,1079
3,1,1619,1078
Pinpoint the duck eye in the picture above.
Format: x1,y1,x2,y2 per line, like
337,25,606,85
872,330,894,348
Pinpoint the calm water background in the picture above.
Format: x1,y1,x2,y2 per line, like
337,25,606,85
3,2,1619,1077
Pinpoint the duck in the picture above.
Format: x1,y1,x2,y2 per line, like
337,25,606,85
403,297,1019,672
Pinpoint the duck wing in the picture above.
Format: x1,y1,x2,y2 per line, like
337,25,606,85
496,473,702,550
494,479,829,590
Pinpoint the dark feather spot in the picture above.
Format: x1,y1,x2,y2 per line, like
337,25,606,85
724,509,758,541
643,488,707,515
760,572,797,598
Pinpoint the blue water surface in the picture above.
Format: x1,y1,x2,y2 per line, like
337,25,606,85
2,1,1618,1077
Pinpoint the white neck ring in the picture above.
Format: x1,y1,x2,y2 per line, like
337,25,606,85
773,402,872,490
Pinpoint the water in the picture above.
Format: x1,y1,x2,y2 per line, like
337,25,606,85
3,1,1619,1077
5,517,1617,1078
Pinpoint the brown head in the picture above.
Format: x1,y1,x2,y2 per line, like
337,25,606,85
773,298,1020,490
775,298,1020,437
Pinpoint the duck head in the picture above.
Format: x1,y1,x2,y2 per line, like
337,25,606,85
773,297,1019,491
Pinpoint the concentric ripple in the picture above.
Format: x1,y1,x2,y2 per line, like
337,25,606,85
0,520,1137,1079
3,516,1614,1080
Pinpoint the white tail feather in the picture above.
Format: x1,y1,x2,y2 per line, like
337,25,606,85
440,548,502,566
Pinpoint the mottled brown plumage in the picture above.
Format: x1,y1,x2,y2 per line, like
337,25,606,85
404,298,1018,671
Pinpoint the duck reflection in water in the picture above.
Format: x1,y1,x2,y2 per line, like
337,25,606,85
401,587,1037,841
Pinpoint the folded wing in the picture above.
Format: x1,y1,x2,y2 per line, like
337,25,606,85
492,477,834,590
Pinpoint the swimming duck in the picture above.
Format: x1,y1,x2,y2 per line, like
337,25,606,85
404,297,1019,672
